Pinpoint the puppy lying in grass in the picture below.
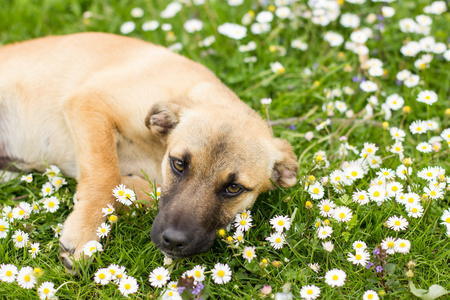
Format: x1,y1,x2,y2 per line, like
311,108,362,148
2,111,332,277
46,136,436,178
0,32,298,272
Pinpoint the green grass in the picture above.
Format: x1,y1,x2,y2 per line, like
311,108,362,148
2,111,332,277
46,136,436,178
1,0,450,299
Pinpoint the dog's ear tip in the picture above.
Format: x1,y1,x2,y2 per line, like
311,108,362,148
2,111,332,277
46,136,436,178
271,138,299,189
145,102,180,136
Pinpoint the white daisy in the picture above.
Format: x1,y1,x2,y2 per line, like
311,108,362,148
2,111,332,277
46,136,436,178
270,215,291,232
406,203,424,218
386,215,409,231
17,266,36,289
317,226,333,239
211,263,232,284
38,281,56,300
188,265,206,283
29,243,40,258
333,206,353,223
41,182,54,197
119,275,139,297
394,239,411,254
44,165,61,179
417,90,438,105
352,240,367,251
360,80,378,92
300,285,321,300
308,182,325,200
149,266,170,288
410,120,428,134
94,268,112,285
21,173,33,183
233,230,245,244
396,165,411,180
265,232,286,249
417,142,432,153
97,222,111,238
102,204,115,217
42,196,60,213
347,250,370,266
440,209,450,227
324,269,346,287
82,240,103,257
234,210,252,232
363,290,379,300
0,264,18,283
0,219,9,239
322,241,334,253
183,19,203,33
381,237,397,254
12,229,29,248
242,246,257,263
318,199,336,217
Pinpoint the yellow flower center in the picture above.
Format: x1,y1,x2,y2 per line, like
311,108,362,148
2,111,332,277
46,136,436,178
125,283,131,290
383,171,389,176
19,210,24,216
117,274,122,279
412,208,418,213
358,195,365,200
408,198,414,203
355,254,362,260
125,194,131,199
335,176,341,181
275,237,282,243
49,202,54,208
90,246,96,252
374,191,380,197
6,270,12,277
316,155,322,161
157,274,163,281
313,187,320,194
99,273,105,279
351,171,357,177
371,159,377,164
24,274,30,282
356,244,362,248
426,172,432,177
118,190,124,196
387,241,395,248
322,230,327,235
240,220,247,226
46,188,50,193
169,291,174,296
332,275,338,280
307,289,313,295
0,225,5,232
242,213,248,219
101,228,106,233
395,220,401,226
56,180,61,185
44,288,50,294
110,269,115,275
400,242,406,248
246,251,253,257
217,270,225,277
237,236,242,242
262,259,268,264
445,217,450,223
278,220,284,226
324,205,330,212
430,191,436,196
109,215,117,222
417,126,422,131
425,95,430,100
339,212,345,219
392,186,398,192
17,235,23,242
32,247,36,252
195,270,201,277
368,295,373,300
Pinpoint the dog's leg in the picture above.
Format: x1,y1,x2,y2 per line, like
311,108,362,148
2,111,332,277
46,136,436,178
58,92,154,273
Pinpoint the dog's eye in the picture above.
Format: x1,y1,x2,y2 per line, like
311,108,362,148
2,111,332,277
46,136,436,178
171,158,184,174
226,184,243,195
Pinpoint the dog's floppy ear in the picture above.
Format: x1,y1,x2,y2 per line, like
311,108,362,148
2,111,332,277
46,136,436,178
145,102,184,137
270,138,299,189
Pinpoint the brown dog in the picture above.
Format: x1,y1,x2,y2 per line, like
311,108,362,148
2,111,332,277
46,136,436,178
0,32,299,270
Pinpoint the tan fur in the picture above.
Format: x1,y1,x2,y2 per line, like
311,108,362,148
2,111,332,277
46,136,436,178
0,33,299,269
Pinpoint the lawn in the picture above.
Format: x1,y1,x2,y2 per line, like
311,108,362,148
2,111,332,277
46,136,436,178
1,0,450,299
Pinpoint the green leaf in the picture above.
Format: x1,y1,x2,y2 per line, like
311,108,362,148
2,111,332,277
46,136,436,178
385,263,397,276
409,281,450,300
337,194,351,206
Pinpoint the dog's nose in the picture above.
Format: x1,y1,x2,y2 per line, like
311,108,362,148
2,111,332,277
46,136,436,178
161,228,190,251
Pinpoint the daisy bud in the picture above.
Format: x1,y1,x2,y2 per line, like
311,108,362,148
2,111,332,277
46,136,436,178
366,13,377,24
338,52,345,60
260,98,272,109
438,174,446,182
261,285,272,295
305,201,313,209
446,108,450,116
226,236,233,243
108,215,118,223
260,258,269,268
421,194,430,202
379,290,386,297
405,269,414,278
305,131,314,141
283,196,291,203
308,175,316,183
272,261,281,268
217,228,226,237
402,106,411,114
402,157,413,167
406,260,417,269
382,122,389,129
33,268,44,278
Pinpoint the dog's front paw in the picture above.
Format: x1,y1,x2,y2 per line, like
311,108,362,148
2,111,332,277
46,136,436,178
59,241,78,276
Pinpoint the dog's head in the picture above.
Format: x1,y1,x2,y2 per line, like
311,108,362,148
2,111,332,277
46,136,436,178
146,100,298,258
